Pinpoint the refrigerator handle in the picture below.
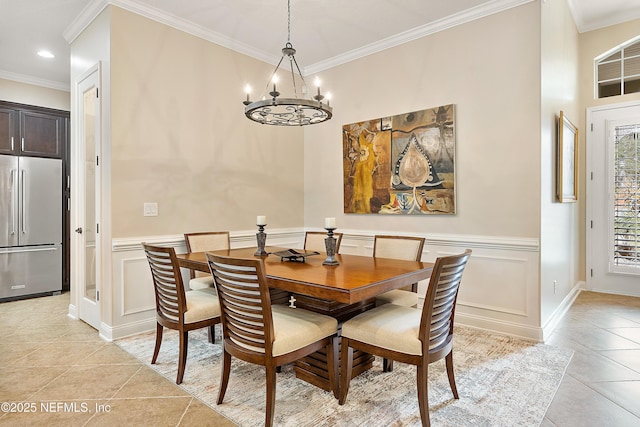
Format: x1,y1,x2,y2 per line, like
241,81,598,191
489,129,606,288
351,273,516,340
10,169,16,235
21,169,26,234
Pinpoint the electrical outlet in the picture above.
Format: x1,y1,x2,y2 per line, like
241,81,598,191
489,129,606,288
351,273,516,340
144,202,158,217
553,280,557,294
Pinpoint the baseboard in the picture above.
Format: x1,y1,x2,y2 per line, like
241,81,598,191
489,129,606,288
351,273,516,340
455,312,543,342
99,318,157,341
541,281,584,341
67,303,78,320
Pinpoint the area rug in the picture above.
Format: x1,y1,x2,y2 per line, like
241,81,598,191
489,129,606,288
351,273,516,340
116,326,572,427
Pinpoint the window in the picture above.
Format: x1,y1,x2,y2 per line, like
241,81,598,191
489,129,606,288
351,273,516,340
596,36,640,98
612,123,640,268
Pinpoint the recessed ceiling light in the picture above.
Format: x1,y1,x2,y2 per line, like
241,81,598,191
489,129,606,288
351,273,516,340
37,50,55,59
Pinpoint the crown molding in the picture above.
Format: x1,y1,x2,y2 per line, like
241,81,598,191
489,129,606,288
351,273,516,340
304,0,535,74
63,0,110,43
62,0,535,75
110,0,280,65
0,70,70,92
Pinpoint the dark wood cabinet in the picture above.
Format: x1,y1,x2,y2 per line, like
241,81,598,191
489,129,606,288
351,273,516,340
0,101,67,158
0,106,17,154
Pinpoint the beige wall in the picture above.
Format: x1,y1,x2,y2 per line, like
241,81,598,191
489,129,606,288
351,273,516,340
109,7,305,237
303,2,542,237
540,0,581,325
0,78,70,110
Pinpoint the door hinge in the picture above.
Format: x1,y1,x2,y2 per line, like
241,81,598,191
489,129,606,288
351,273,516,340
96,156,99,166
590,171,593,180
96,223,99,234
590,269,593,277
590,123,593,131
590,220,593,228
96,290,100,301
96,88,99,98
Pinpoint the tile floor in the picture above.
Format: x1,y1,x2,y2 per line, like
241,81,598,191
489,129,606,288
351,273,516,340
0,290,638,426
543,291,640,426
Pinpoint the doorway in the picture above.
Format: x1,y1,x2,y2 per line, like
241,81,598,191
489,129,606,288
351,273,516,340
74,64,101,329
587,101,640,297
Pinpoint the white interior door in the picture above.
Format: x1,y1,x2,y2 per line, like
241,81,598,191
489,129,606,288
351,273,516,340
587,102,640,297
75,65,101,329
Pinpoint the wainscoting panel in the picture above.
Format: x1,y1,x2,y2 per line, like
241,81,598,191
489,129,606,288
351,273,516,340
108,229,541,341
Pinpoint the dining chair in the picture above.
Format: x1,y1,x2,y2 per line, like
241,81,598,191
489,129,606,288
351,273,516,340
373,235,426,307
372,235,426,372
142,243,221,385
184,231,230,290
206,253,339,427
303,231,343,253
338,249,472,427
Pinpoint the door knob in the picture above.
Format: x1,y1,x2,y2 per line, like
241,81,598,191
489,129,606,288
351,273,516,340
75,227,83,234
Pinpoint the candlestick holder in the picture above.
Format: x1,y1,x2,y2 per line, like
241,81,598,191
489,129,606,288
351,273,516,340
254,224,268,256
322,228,340,266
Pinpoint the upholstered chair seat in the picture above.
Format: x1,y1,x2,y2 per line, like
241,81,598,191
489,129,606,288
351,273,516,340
187,275,215,290
374,288,418,307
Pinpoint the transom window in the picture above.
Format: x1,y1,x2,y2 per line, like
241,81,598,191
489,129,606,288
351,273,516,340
596,36,640,98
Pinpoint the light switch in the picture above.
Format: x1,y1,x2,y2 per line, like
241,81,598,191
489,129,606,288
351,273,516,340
144,202,158,217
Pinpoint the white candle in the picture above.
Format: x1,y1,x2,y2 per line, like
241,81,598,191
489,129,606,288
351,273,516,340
325,217,336,229
257,215,266,226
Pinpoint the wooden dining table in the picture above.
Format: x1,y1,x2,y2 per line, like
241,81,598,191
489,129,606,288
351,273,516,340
176,246,434,392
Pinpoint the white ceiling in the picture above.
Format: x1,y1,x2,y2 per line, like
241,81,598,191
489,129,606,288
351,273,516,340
1,0,640,91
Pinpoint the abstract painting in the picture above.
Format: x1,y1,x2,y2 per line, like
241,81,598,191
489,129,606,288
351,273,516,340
343,104,456,215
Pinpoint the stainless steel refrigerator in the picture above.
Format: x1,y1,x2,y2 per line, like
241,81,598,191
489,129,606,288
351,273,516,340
1,154,62,300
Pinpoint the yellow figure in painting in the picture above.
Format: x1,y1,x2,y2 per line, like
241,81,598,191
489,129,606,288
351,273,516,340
351,131,377,213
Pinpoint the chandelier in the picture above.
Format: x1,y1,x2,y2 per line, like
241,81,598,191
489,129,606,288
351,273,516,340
243,0,332,126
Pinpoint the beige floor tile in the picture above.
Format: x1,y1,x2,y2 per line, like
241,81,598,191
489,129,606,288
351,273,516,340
565,348,640,383
85,396,193,427
598,349,640,373
551,326,640,351
607,327,640,345
0,404,95,427
77,343,142,365
0,342,44,365
0,366,69,401
30,364,141,401
113,365,191,398
589,380,640,419
179,399,238,426
545,375,640,426
11,341,107,367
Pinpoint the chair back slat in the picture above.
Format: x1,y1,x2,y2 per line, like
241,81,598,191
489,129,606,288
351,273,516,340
420,249,471,353
185,231,230,278
206,254,274,355
304,231,343,253
143,243,186,324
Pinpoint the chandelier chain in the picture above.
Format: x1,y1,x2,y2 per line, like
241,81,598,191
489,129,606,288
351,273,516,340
287,0,291,43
